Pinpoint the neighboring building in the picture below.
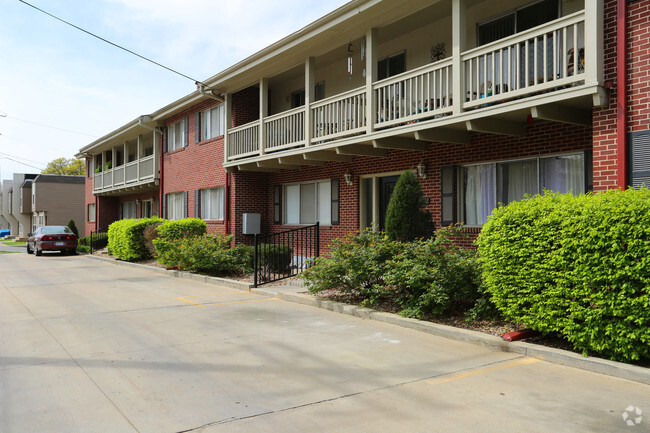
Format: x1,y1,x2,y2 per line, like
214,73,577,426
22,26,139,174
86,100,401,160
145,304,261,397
1,180,15,234
31,174,85,236
79,0,650,250
0,188,7,231
9,173,38,238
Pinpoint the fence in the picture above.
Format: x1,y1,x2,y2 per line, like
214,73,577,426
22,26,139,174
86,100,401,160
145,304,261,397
253,223,319,287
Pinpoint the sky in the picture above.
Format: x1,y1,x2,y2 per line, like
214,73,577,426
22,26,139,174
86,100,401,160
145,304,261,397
0,0,349,180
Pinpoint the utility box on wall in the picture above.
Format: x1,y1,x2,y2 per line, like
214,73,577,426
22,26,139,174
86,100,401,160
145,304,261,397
242,213,261,235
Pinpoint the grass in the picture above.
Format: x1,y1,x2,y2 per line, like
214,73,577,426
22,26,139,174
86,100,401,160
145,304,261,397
0,250,20,254
1,241,26,246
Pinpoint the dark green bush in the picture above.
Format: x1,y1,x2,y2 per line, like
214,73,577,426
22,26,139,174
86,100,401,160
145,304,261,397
153,218,207,263
108,217,163,261
78,232,109,250
477,189,650,362
256,243,293,272
385,170,435,241
67,219,79,238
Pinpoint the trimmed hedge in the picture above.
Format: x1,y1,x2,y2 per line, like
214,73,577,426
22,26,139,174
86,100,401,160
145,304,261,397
152,218,207,266
477,189,650,362
107,218,163,261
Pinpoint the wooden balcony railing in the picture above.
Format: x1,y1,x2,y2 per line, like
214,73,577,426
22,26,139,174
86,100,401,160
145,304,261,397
93,155,156,192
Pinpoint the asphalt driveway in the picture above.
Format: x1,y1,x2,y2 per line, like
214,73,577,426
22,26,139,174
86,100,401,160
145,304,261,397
0,252,648,432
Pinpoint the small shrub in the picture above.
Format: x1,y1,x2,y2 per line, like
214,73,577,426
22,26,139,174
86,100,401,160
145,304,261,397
256,244,293,272
78,232,108,250
108,217,164,261
153,218,207,263
385,170,435,241
77,245,90,253
67,219,79,238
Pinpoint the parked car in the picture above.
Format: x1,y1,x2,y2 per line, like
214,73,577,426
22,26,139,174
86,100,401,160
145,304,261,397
27,226,78,256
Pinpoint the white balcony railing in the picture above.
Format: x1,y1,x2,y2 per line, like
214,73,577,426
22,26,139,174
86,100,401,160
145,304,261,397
265,107,305,151
93,155,156,192
226,11,592,162
312,88,366,142
462,11,585,109
374,58,453,128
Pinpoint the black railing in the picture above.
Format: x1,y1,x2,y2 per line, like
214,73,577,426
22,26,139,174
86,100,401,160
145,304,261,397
253,223,319,287
89,226,109,254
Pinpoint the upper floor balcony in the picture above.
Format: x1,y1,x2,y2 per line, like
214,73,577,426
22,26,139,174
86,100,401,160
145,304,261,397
91,129,160,195
222,0,604,171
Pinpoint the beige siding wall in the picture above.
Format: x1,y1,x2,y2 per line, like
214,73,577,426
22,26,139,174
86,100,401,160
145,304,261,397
33,182,86,237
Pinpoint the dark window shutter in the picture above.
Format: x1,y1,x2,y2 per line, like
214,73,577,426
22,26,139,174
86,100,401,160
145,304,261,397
195,112,201,144
440,166,457,226
273,185,281,224
184,191,189,218
184,116,190,147
584,149,593,192
331,178,340,225
162,126,168,153
162,194,168,219
630,130,650,189
195,189,201,218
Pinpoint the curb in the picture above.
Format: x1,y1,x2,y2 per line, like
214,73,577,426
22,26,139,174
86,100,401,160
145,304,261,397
83,254,650,386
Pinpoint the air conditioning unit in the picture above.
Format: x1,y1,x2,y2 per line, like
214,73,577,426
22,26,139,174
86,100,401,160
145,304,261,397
242,213,261,235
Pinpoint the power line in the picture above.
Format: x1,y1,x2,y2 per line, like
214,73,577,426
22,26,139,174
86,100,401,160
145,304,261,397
0,151,47,167
0,155,45,171
1,114,98,137
18,0,207,86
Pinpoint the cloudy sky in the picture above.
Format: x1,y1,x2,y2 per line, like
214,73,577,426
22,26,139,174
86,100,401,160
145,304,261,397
0,0,348,179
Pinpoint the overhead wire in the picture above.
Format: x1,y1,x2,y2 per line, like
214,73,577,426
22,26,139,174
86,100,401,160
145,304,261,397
1,114,98,137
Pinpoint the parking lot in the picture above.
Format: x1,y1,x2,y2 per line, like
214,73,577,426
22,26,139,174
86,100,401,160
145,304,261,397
1,248,648,432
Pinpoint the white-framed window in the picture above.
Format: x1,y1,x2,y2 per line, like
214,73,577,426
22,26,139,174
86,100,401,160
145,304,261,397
88,203,96,222
121,201,137,219
460,153,586,226
201,187,225,220
284,180,335,225
32,215,37,233
167,192,186,221
202,105,225,140
167,120,187,151
141,200,153,218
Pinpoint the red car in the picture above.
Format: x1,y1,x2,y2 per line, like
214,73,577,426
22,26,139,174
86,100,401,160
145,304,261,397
27,226,78,256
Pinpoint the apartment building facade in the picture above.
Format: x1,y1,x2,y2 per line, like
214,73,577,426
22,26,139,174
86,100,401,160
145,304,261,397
31,175,86,237
79,0,650,248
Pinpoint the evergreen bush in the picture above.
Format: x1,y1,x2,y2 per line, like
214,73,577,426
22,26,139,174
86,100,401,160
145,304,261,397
384,170,435,241
67,219,79,238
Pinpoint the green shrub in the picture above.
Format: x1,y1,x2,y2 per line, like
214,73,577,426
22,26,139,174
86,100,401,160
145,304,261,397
153,218,207,263
256,243,293,273
477,189,650,362
385,170,435,241
77,245,90,253
79,232,109,250
67,219,79,238
108,217,163,261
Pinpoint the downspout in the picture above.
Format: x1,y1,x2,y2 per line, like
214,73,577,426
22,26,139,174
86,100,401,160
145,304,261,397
224,172,230,236
617,0,628,189
198,84,225,103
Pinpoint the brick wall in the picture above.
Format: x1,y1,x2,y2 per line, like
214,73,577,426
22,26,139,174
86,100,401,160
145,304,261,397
231,86,259,127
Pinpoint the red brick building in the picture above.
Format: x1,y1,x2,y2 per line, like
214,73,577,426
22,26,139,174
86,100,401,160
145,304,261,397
78,0,649,251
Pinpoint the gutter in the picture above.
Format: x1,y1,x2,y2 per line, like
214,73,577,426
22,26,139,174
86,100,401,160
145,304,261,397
617,0,628,188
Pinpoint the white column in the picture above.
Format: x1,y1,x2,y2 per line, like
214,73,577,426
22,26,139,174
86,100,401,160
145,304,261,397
259,78,268,155
365,28,377,134
452,0,466,115
305,57,315,147
224,93,231,163
584,0,603,87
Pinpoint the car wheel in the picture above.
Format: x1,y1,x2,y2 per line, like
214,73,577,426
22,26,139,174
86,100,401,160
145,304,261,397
70,249,77,255
35,247,42,256
26,243,33,254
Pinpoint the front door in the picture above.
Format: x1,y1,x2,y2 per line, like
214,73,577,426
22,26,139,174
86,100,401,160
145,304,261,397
379,175,399,230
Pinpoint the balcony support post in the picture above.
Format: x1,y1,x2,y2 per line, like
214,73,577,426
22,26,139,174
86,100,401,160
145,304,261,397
305,57,315,147
584,0,604,87
452,0,466,115
365,27,377,134
224,93,232,163
136,135,141,181
259,78,268,155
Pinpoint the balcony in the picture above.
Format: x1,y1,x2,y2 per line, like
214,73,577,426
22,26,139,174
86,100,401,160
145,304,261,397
225,9,603,169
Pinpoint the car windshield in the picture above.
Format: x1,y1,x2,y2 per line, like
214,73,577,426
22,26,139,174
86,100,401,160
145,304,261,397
42,226,73,234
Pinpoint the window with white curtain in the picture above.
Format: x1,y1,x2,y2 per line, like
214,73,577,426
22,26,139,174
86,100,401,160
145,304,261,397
202,105,224,140
201,187,225,220
461,153,585,225
168,120,186,151
121,201,137,219
284,180,331,225
167,192,186,221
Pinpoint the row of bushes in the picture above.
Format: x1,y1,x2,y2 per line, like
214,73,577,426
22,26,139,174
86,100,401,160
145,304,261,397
78,232,109,250
302,227,491,320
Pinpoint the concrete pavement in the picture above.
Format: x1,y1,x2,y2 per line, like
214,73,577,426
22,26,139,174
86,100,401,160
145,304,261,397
1,251,648,432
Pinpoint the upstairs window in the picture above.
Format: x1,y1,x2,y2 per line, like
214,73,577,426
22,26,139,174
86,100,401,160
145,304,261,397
377,51,406,81
477,0,559,46
201,105,225,140
167,118,188,152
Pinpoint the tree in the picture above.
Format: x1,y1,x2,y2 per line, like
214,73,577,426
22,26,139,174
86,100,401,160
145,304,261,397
42,157,85,175
384,170,435,241
67,219,79,238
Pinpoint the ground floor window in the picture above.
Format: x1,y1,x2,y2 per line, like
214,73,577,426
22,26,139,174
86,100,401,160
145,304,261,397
201,187,225,220
141,200,153,218
121,201,137,219
460,153,587,225
88,203,96,222
166,192,187,221
283,179,339,225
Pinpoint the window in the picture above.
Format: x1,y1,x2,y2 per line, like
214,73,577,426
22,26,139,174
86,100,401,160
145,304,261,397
88,203,96,222
291,89,305,109
377,51,406,81
32,215,37,233
201,187,225,220
284,180,338,225
141,200,153,218
459,153,586,225
167,192,187,220
477,0,559,46
201,105,225,140
121,201,137,219
167,119,188,152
